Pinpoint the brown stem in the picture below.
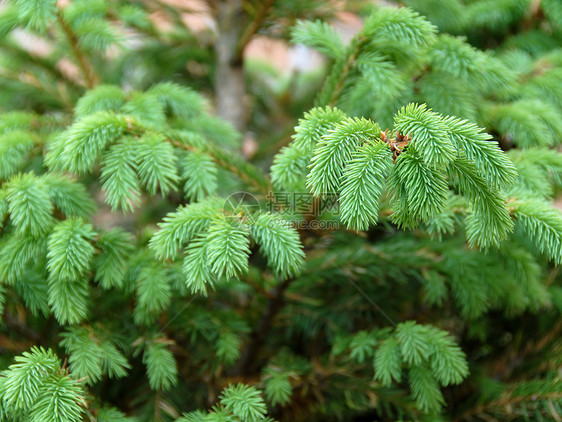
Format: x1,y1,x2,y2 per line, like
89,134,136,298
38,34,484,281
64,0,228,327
128,119,275,199
56,10,99,89
317,34,366,107
3,311,41,343
234,0,276,64
232,276,296,376
455,391,562,421
168,139,272,197
328,52,359,106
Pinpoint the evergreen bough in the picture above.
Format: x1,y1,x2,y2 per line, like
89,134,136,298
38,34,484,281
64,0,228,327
0,0,561,421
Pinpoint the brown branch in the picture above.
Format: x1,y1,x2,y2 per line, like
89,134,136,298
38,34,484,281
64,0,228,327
327,54,358,106
455,391,562,421
168,139,272,198
56,10,99,89
3,311,41,343
232,276,296,376
234,0,276,64
316,34,367,107
128,119,275,200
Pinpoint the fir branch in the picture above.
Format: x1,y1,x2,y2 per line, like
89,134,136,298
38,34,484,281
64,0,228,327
307,117,380,195
135,132,179,196
182,234,215,295
234,0,276,64
2,311,41,343
315,35,365,106
168,138,272,198
206,216,250,279
29,374,85,422
100,138,141,213
143,339,178,391
249,213,305,278
339,141,393,231
56,9,99,89
74,85,127,117
393,103,456,168
455,379,562,421
2,346,60,410
220,384,268,421
512,198,562,264
149,198,222,260
181,151,218,201
291,20,345,59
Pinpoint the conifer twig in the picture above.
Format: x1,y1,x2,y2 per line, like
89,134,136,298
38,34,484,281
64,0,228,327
3,311,41,343
234,0,277,64
168,139,273,198
455,391,562,421
316,35,367,106
56,10,100,89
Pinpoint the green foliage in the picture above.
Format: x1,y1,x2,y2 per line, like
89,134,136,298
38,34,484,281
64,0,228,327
0,347,86,422
1,347,60,410
95,407,137,422
512,198,562,264
44,173,96,219
60,326,130,384
375,322,468,413
249,213,305,278
285,103,517,249
47,218,96,282
149,199,222,260
47,276,89,325
94,228,134,289
493,99,562,148
339,141,392,230
14,0,57,32
181,151,218,201
307,117,380,195
363,7,438,48
291,20,345,59
374,337,402,387
0,130,36,180
0,1,561,421
271,106,345,190
206,216,250,280
46,112,128,173
142,339,178,391
0,235,46,285
263,369,292,407
182,235,215,295
74,85,126,117
44,218,96,325
100,138,141,212
134,260,171,325
5,173,54,236
442,115,516,189
220,384,268,422
135,133,179,195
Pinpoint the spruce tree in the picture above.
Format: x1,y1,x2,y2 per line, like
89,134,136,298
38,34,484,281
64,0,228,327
0,0,561,421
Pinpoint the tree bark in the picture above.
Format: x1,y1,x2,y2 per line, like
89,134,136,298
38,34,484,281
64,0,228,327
215,0,247,132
